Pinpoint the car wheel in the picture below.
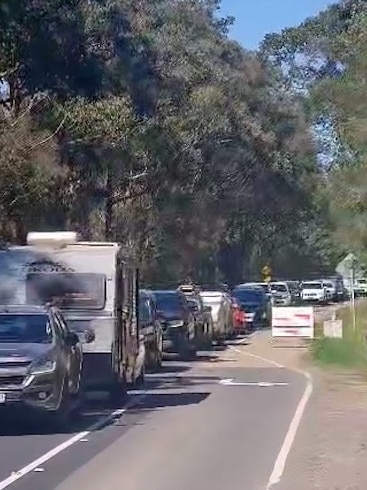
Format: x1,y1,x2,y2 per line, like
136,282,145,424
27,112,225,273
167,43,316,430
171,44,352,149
179,334,196,361
156,336,163,369
135,364,145,387
109,374,128,407
48,378,73,430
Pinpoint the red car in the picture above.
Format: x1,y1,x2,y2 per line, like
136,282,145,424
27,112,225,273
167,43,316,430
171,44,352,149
231,297,247,334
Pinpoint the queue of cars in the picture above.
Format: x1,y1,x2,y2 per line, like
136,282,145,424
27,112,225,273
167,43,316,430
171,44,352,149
138,277,349,368
0,275,342,429
137,281,274,364
299,277,347,304
141,285,236,361
0,229,351,428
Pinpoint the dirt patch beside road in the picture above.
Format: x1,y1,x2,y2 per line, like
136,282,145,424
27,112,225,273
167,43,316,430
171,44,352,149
230,327,367,490
278,365,367,490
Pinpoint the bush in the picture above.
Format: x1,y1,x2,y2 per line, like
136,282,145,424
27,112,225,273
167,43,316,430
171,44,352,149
312,300,367,368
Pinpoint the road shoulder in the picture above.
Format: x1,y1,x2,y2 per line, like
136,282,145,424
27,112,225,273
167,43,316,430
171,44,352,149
234,329,367,490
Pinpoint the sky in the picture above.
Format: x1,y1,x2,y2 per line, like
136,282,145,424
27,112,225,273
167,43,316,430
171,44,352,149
220,0,335,50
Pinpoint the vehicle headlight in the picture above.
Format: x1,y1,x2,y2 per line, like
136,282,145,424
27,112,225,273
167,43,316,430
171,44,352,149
28,358,56,375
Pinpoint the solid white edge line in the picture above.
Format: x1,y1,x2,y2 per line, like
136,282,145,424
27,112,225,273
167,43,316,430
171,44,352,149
227,339,313,489
266,371,313,490
0,393,147,490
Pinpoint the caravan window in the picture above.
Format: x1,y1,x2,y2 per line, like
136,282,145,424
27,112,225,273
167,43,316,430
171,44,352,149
25,272,106,310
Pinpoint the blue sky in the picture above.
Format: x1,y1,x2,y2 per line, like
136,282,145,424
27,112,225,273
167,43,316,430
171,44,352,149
220,0,335,50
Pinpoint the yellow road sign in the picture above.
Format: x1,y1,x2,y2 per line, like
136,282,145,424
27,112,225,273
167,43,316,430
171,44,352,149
262,265,272,282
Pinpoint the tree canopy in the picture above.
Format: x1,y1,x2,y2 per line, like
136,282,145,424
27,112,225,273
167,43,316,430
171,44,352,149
261,0,367,264
0,0,339,284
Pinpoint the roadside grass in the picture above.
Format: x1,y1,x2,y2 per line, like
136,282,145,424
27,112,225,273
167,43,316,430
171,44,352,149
312,300,367,369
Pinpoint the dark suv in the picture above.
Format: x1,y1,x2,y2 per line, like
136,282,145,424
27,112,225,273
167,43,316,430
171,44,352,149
0,304,85,426
152,290,196,360
139,289,163,371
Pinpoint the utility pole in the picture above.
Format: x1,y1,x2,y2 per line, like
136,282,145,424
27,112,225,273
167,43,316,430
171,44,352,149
350,256,356,332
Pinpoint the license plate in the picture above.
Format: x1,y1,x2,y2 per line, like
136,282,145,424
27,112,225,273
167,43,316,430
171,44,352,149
0,393,5,404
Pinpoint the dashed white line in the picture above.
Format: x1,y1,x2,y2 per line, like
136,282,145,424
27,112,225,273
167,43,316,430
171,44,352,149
0,393,146,490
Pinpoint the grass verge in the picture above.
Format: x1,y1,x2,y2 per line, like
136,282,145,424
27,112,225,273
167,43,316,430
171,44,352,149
312,300,367,369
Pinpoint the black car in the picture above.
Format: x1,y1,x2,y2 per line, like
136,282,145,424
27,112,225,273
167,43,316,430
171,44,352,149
0,304,86,426
152,290,196,360
232,287,269,330
139,290,163,371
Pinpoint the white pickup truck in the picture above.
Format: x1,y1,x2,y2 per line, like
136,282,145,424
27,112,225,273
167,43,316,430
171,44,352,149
353,278,367,297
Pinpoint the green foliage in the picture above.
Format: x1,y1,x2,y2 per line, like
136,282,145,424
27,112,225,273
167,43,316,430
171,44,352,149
260,0,367,267
312,300,367,369
0,0,335,283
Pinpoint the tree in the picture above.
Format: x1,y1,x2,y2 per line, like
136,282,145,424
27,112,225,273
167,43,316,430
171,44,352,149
0,0,333,283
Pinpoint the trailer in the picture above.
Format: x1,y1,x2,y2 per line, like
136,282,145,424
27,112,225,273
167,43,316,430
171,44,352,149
0,232,145,402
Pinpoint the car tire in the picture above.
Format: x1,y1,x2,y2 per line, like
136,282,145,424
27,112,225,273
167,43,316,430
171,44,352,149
47,378,74,430
156,336,163,369
109,374,128,407
135,364,145,387
179,334,196,361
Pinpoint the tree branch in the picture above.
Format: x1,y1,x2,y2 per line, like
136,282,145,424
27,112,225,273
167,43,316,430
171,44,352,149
27,114,66,151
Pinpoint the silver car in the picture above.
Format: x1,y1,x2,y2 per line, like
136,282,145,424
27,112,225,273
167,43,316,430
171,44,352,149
199,291,233,343
270,282,292,306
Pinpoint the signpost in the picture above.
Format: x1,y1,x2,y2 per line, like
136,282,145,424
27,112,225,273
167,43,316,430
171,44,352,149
323,319,343,338
271,306,314,338
337,253,358,331
262,265,272,283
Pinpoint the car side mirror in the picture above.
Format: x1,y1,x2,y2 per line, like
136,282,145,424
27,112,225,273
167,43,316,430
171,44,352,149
84,328,95,344
65,332,79,347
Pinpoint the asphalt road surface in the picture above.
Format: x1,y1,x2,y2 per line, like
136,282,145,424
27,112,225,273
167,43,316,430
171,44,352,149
0,343,309,490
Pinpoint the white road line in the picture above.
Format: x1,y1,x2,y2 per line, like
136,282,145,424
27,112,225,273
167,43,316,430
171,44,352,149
0,393,147,490
219,379,289,387
228,341,313,489
233,331,261,344
266,371,313,489
228,346,285,368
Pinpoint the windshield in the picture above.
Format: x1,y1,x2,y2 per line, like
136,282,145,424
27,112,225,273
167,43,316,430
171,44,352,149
232,289,264,304
139,297,152,323
25,272,106,310
271,284,288,293
154,292,181,312
187,298,200,310
0,314,52,344
201,295,222,305
302,282,322,290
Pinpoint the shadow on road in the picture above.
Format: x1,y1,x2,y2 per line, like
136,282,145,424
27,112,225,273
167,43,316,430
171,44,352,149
0,370,218,437
129,391,210,413
157,363,191,374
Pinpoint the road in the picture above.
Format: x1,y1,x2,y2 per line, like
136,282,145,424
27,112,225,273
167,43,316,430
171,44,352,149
0,339,309,490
